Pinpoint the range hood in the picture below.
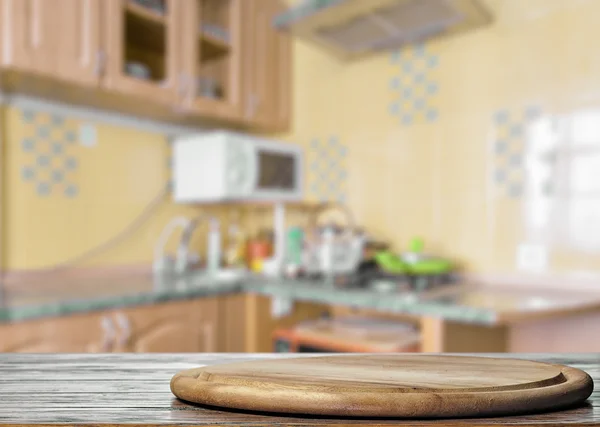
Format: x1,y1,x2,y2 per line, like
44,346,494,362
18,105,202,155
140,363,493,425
274,0,492,59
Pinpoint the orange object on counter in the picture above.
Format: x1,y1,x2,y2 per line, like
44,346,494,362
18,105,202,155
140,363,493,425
247,233,273,272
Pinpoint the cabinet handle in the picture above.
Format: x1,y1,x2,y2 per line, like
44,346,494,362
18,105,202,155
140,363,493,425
94,50,106,77
100,315,115,352
178,72,187,100
246,94,259,118
187,74,196,104
177,74,195,106
203,323,214,353
115,312,132,348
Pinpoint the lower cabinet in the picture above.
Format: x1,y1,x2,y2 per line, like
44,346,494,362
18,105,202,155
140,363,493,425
250,294,329,353
0,296,222,353
0,293,327,353
112,297,219,353
219,293,250,352
0,311,111,352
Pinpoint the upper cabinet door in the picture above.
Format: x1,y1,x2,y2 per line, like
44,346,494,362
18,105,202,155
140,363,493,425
244,0,292,132
180,0,244,122
0,0,58,76
272,0,292,132
55,0,102,87
103,0,180,105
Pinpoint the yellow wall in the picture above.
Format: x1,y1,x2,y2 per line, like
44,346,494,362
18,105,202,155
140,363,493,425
286,0,600,274
3,0,600,274
1,106,219,270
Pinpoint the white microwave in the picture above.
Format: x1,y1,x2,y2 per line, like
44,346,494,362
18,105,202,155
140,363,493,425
172,131,304,203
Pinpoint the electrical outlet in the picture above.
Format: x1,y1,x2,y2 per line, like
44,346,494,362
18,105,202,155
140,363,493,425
516,243,548,273
79,123,97,147
271,297,293,319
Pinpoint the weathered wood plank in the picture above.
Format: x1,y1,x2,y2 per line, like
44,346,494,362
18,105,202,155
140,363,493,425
0,354,598,426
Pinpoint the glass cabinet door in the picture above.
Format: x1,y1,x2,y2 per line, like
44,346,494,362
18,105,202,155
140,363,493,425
181,0,243,121
104,0,180,105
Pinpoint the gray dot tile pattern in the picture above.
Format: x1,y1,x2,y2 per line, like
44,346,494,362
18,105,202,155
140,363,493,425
51,170,64,183
19,109,82,198
21,138,35,152
492,104,544,199
65,157,78,170
389,43,440,126
37,155,50,167
21,166,35,181
65,184,79,198
308,136,349,204
51,142,64,155
37,182,51,197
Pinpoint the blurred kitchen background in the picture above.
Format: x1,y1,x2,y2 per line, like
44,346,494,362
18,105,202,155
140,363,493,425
1,0,599,354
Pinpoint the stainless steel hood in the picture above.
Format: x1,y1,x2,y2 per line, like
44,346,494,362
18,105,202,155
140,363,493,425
274,0,492,59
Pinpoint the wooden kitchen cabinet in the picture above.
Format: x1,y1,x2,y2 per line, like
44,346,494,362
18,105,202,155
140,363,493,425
0,0,291,130
112,298,219,353
56,0,102,88
0,311,113,353
219,293,249,352
180,0,244,121
249,294,328,352
243,0,292,132
103,0,181,105
0,298,220,354
0,0,57,77
0,0,101,87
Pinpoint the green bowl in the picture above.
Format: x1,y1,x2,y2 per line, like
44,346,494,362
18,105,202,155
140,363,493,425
374,251,409,274
407,258,452,275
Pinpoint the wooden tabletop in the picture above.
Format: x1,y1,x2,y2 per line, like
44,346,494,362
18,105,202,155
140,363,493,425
0,353,598,426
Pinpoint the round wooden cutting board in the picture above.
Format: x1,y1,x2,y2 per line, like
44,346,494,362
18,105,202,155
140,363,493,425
170,355,594,418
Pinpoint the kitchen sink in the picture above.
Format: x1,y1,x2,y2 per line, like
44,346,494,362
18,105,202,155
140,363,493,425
181,268,247,286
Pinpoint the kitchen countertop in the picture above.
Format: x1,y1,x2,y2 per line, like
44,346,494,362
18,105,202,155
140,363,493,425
0,273,243,322
248,279,600,324
2,272,600,325
0,353,598,426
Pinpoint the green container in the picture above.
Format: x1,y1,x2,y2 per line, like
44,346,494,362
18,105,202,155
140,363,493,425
286,227,304,265
374,251,409,274
407,258,452,275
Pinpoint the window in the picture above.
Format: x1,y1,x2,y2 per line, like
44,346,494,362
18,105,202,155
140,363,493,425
524,108,600,252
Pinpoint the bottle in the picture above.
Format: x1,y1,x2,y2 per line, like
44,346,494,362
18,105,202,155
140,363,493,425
225,218,245,268
247,230,272,273
286,227,304,266
206,218,221,273
320,226,335,282
285,227,304,278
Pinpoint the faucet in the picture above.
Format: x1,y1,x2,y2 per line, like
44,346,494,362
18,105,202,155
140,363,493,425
153,216,193,275
175,214,221,276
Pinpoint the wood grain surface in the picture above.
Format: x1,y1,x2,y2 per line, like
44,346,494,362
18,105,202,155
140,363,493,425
0,354,599,426
170,355,593,418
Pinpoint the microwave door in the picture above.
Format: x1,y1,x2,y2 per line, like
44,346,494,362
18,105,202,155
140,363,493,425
257,151,296,192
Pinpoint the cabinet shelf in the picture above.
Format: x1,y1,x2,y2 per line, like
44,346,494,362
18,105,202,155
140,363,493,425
126,1,166,24
199,29,230,61
125,2,166,54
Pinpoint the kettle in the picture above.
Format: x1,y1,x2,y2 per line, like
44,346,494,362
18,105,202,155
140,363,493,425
303,203,366,277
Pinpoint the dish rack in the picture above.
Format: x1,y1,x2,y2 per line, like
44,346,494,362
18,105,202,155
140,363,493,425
273,315,421,353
